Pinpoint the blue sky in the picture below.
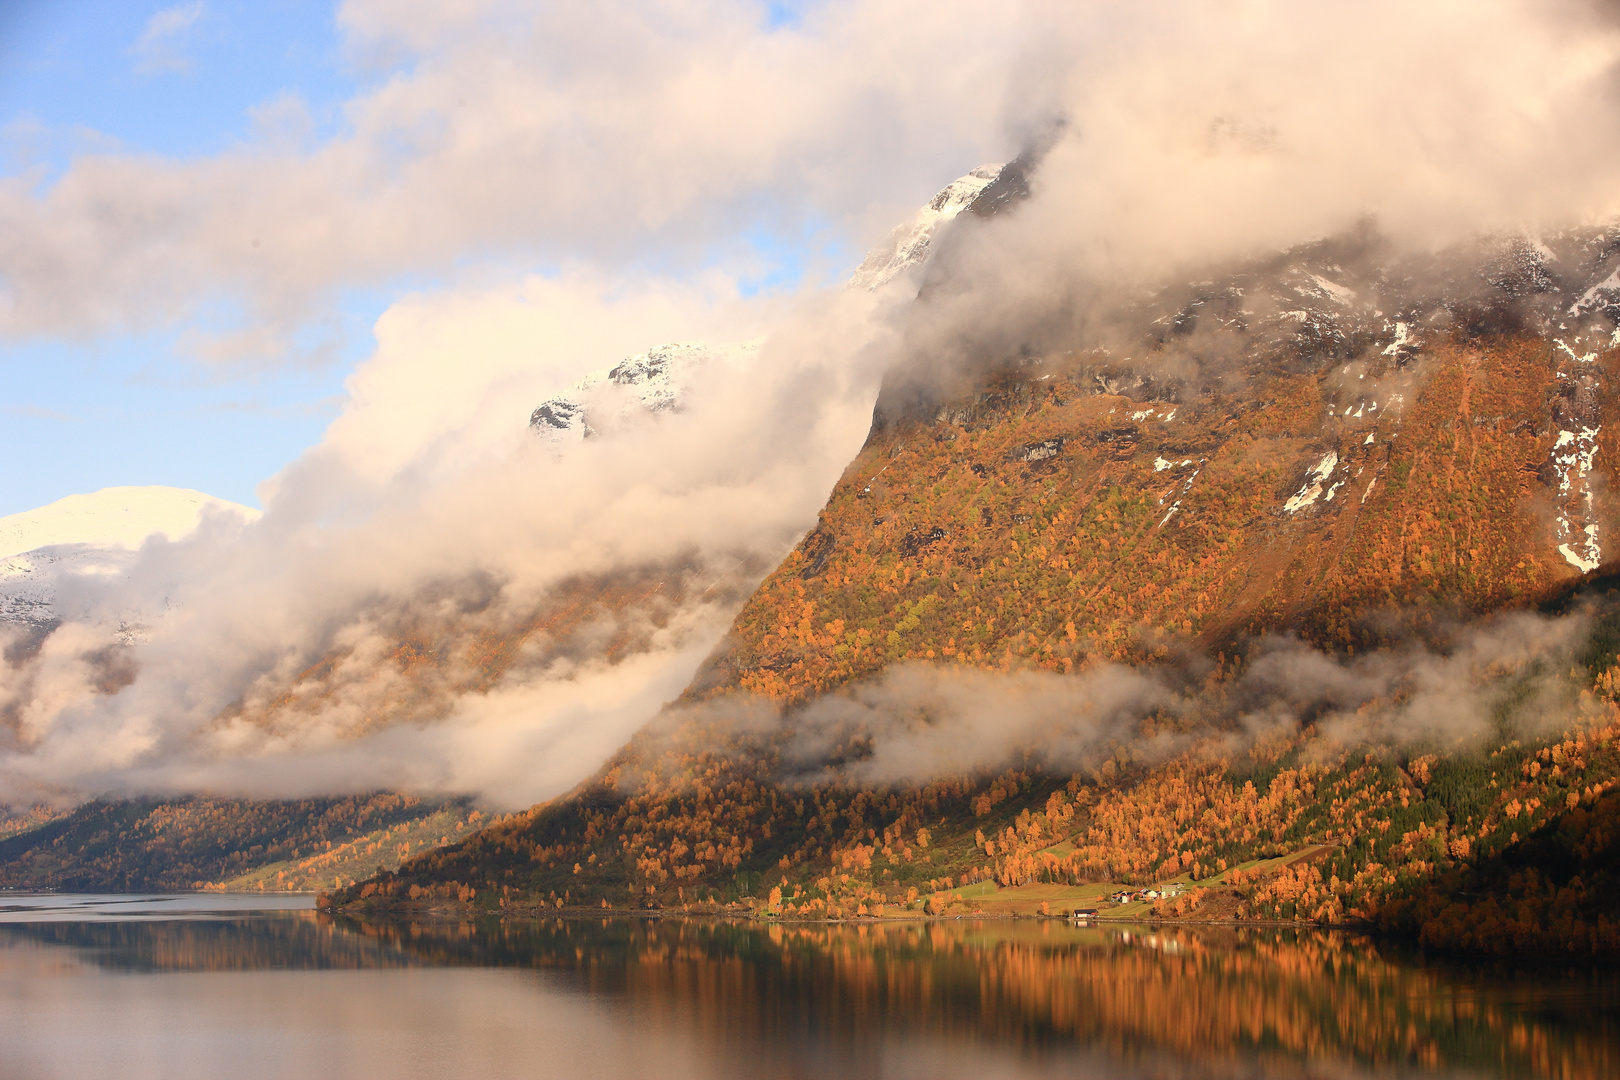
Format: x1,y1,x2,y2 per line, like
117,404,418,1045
0,2,366,515
0,0,853,518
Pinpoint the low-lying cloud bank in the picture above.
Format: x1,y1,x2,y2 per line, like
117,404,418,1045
648,609,1599,788
0,275,902,807
7,1,1620,808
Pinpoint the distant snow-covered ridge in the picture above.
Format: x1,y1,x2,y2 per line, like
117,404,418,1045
0,486,258,561
0,486,258,630
529,165,1005,441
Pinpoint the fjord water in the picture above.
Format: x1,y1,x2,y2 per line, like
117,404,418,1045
1,900,1615,1080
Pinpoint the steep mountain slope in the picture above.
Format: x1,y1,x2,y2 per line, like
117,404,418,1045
0,489,496,892
329,225,1620,956
696,225,1620,700
204,163,1013,745
0,792,482,893
709,337,1581,700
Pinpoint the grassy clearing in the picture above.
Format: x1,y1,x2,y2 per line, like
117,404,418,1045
914,844,1340,917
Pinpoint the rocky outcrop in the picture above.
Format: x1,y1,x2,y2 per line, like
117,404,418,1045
699,228,1620,703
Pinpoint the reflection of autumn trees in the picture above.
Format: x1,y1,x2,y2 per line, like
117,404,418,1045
0,914,417,973
14,914,1612,1075
15,914,1616,1076
344,917,1620,1079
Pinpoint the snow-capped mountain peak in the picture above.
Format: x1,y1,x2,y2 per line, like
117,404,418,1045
529,166,1005,442
529,341,761,442
0,486,259,630
849,164,1003,291
0,486,258,562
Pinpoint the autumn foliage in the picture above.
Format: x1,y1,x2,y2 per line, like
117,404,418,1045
327,327,1620,956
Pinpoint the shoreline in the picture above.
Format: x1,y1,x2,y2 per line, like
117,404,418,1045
322,896,1365,933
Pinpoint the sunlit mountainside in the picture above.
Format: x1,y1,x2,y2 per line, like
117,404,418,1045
0,793,483,894
326,213,1620,956
10,149,1620,956
714,228,1615,697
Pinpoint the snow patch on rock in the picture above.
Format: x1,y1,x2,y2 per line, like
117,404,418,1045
1283,451,1340,514
849,165,1002,291
1157,461,1205,527
529,340,761,443
1307,274,1356,306
1381,320,1415,357
1569,266,1620,316
1551,425,1602,572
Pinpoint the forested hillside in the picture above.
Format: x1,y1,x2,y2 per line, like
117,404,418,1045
0,793,482,893
328,229,1620,956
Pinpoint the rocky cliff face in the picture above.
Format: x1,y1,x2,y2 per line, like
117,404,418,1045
691,228,1620,704
323,218,1620,952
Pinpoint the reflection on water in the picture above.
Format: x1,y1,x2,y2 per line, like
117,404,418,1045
0,891,313,922
1,910,1615,1080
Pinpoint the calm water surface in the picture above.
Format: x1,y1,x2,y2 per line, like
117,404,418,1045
0,895,1614,1080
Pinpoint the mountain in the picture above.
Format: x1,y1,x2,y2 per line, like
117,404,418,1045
0,486,259,633
326,213,1620,956
216,164,1020,745
527,162,1007,442
529,341,760,442
709,226,1617,697
848,164,1002,290
0,166,1013,893
0,487,498,892
13,157,1620,953
0,485,259,561
0,792,483,893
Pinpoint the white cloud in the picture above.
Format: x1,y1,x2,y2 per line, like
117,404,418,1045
871,0,1620,393
0,265,903,807
8,0,1620,807
128,2,207,76
17,0,1620,364
5,0,1022,354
